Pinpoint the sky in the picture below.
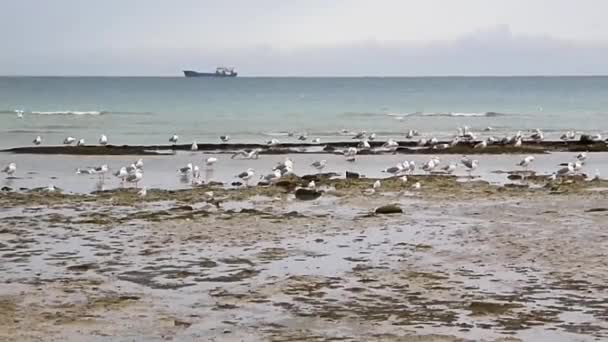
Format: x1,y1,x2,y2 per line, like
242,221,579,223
2,0,608,76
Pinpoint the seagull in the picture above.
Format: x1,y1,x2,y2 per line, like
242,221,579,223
76,138,85,146
412,181,421,190
400,175,408,183
135,158,144,169
461,157,478,177
311,160,327,171
576,152,587,162
126,169,143,188
382,163,404,175
407,161,416,174
191,141,198,151
417,138,428,147
428,137,438,146
381,139,399,150
484,126,493,132
114,166,128,184
573,160,583,174
46,184,56,192
530,129,544,142
352,131,367,140
514,137,523,147
298,134,308,141
33,136,42,145
237,168,255,185
178,163,193,175
261,169,282,183
421,158,437,174
406,130,415,139
344,147,357,162
99,134,108,145
368,133,377,141
307,180,316,189
547,173,557,182
442,162,457,174
138,187,147,198
557,162,574,176
205,156,218,167
373,180,381,190
220,135,230,143
274,158,294,174
126,163,138,174
231,149,260,160
64,137,76,145
92,164,109,180
474,139,488,149
591,133,603,141
560,131,575,141
169,134,179,144
15,109,24,118
75,168,94,175
358,139,371,150
192,165,201,180
267,138,280,146
2,162,16,176
518,155,535,171
311,138,321,143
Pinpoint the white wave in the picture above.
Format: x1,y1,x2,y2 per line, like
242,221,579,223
30,110,104,115
448,112,490,117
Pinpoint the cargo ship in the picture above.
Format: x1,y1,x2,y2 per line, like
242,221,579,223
183,67,237,77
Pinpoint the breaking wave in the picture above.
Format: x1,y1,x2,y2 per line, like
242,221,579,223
0,109,153,116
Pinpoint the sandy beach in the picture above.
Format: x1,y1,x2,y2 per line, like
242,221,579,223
1,172,607,341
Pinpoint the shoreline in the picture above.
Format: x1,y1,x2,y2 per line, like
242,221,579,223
2,139,607,155
1,176,607,341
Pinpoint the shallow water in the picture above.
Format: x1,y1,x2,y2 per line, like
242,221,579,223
1,151,606,193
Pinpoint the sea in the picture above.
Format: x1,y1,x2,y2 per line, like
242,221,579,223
1,76,608,149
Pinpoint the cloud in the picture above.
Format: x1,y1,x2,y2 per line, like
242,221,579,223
2,26,608,76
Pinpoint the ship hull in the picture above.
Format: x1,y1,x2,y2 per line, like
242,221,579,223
183,70,238,78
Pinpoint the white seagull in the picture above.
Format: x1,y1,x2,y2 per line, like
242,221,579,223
99,134,108,146
461,157,479,177
442,162,457,174
311,138,321,143
231,149,260,160
237,168,255,185
169,134,179,144
114,166,128,184
76,138,85,146
576,152,587,162
220,135,230,143
33,136,42,145
518,155,535,171
382,163,404,175
138,187,147,198
205,156,218,167
178,163,193,175
2,162,16,176
64,137,76,145
191,141,198,151
344,147,357,162
126,169,143,188
311,160,327,171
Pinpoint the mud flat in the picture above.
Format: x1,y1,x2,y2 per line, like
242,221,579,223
3,139,608,155
0,176,607,341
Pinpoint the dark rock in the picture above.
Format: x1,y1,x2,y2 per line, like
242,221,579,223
231,181,243,187
375,204,403,214
346,171,360,179
1,186,12,192
580,135,595,144
67,263,98,272
169,205,194,211
295,188,322,200
585,208,608,213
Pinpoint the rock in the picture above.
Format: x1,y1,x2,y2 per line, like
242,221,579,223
375,204,403,214
346,171,360,179
1,186,12,192
231,181,243,187
580,134,595,144
295,188,322,200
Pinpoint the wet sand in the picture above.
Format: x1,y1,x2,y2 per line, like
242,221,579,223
1,176,607,341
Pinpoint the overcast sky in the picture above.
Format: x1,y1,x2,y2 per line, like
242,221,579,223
2,0,608,76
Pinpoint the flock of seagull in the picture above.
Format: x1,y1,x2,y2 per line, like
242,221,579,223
1,125,603,195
